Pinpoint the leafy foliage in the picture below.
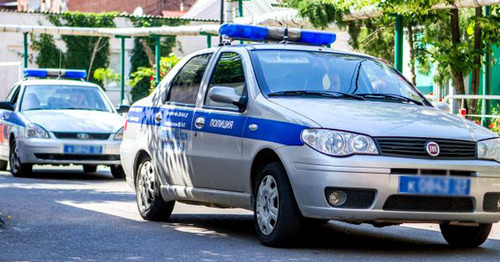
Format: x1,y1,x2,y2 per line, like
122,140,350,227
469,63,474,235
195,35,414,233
129,53,180,97
128,17,186,102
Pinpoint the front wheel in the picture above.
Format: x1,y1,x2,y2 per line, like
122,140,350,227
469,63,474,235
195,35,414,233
110,165,125,179
83,165,97,173
135,156,174,221
0,160,7,171
9,140,32,177
440,223,492,248
254,162,303,247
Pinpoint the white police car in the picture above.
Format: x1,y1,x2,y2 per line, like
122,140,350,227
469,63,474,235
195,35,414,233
0,69,128,178
120,24,500,247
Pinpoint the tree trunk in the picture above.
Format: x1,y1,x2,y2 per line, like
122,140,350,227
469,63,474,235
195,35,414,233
407,23,417,86
450,8,468,111
87,37,103,81
470,7,482,114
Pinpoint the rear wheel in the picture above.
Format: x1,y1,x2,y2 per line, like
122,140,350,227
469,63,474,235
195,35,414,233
83,165,97,173
254,162,303,247
135,156,174,221
110,165,125,179
0,160,7,171
440,223,492,248
9,140,32,177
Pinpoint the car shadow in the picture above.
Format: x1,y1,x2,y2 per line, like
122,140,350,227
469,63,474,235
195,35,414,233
3,166,115,181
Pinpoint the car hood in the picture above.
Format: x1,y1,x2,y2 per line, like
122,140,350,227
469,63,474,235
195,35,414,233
22,110,125,133
270,98,497,141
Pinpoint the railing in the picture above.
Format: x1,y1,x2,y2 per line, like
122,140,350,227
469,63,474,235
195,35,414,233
442,94,500,125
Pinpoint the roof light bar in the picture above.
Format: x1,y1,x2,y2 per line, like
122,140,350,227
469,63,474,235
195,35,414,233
219,24,336,46
24,68,87,79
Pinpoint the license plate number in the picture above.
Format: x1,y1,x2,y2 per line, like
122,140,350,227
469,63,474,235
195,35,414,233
399,176,470,196
63,145,103,154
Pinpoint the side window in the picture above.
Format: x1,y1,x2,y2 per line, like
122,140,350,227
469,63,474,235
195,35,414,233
5,85,19,101
205,52,246,110
9,86,20,105
168,54,212,105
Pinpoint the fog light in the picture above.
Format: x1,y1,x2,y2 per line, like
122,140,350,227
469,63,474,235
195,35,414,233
328,191,346,206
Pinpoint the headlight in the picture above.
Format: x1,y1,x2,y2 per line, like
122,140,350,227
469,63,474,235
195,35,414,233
114,127,124,140
301,129,378,156
478,138,500,162
25,123,50,138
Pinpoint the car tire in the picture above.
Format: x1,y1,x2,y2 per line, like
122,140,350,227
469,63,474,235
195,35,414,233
9,140,32,177
110,165,125,179
0,160,7,171
83,165,97,173
254,162,303,247
440,223,492,248
135,156,175,221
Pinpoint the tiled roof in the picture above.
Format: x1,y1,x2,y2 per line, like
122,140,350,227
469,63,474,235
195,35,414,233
0,8,218,22
183,0,291,21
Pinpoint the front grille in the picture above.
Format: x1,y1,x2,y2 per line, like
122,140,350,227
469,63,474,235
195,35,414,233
53,132,111,140
390,168,476,177
35,153,120,161
374,137,477,159
324,187,376,209
383,195,474,213
483,193,500,212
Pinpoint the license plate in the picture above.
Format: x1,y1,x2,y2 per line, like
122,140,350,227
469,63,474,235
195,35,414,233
399,176,470,196
63,145,103,154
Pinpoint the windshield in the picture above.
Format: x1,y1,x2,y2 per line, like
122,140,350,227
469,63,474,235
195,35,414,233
20,85,113,112
251,50,426,105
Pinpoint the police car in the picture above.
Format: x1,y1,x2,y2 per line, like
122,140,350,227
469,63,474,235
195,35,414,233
0,69,128,178
120,24,500,247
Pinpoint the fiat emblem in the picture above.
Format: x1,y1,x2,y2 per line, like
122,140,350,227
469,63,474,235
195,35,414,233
425,141,440,157
77,133,90,139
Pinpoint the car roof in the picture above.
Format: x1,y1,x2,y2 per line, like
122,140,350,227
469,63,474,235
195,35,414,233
18,79,100,88
219,43,376,59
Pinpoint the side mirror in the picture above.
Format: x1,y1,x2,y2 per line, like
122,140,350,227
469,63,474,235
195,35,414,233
208,86,246,110
431,101,450,112
116,104,130,113
0,101,14,111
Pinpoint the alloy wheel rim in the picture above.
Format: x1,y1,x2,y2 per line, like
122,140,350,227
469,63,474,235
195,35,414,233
10,144,20,173
256,175,279,236
137,161,155,213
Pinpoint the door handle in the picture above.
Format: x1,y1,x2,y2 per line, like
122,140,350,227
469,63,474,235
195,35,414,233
194,117,205,129
154,112,162,123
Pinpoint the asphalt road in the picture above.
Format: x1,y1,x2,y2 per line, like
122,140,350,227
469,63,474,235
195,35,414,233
0,167,499,261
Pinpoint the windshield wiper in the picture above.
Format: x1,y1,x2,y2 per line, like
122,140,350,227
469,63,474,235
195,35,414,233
356,93,423,105
63,107,104,111
268,90,365,101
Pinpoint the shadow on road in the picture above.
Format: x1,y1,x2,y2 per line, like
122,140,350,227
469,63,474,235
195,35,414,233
2,166,114,181
1,171,499,261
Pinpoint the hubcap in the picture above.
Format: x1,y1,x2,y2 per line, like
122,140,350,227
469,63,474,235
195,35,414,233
137,161,156,213
10,143,20,173
256,175,279,235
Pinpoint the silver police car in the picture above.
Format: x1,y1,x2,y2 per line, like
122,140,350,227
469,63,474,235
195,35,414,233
0,69,128,178
120,25,500,247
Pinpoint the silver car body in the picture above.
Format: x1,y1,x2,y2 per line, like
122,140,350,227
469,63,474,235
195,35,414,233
0,79,124,166
121,44,500,224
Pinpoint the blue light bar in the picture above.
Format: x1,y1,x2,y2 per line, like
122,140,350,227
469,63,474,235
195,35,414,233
219,23,336,46
298,30,337,46
220,24,268,41
24,68,87,79
64,70,87,79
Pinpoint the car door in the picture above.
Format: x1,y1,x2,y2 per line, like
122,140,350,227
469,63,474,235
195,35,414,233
190,51,248,192
0,84,21,159
153,53,213,188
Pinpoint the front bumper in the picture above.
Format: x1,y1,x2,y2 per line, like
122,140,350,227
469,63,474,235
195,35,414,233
17,138,121,165
277,146,500,224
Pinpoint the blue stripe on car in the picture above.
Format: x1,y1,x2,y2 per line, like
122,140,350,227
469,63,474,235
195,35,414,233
127,106,306,146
